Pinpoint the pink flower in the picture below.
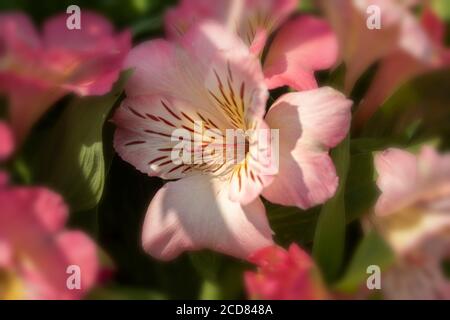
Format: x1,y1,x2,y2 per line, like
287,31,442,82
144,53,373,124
354,8,450,128
244,244,329,300
373,147,450,299
0,184,99,299
112,22,351,260
320,0,437,93
165,0,338,91
0,121,14,161
0,11,131,143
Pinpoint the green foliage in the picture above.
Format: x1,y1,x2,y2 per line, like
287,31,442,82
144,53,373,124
266,202,319,247
363,68,450,148
432,0,450,21
334,231,395,293
313,136,349,283
26,73,130,215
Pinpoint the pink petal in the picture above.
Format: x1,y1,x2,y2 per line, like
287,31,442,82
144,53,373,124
236,0,297,49
116,22,268,181
0,12,40,49
43,11,114,50
421,8,446,45
0,171,9,187
113,95,228,180
262,88,352,209
142,174,273,260
55,231,99,298
0,186,98,299
374,147,450,255
0,186,68,236
0,12,130,142
319,0,425,92
249,29,268,56
383,260,450,300
0,239,12,267
374,148,418,216
164,0,297,52
0,121,14,160
264,15,338,90
164,0,229,38
245,243,329,300
354,9,449,128
42,11,131,96
125,22,267,119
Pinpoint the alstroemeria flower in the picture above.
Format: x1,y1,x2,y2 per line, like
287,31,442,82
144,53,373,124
0,184,99,299
373,147,450,299
165,0,338,91
245,244,329,300
0,11,130,142
0,121,14,161
113,22,352,260
355,8,450,128
320,0,437,93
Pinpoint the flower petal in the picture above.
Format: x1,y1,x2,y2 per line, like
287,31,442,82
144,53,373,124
42,11,131,96
264,16,338,90
142,174,273,260
113,95,227,179
0,12,130,142
164,0,230,38
319,0,426,91
245,243,329,300
262,87,352,209
116,22,268,180
0,12,40,48
0,121,14,161
228,120,278,204
374,148,418,216
125,22,267,122
55,231,99,298
0,186,98,299
43,11,114,49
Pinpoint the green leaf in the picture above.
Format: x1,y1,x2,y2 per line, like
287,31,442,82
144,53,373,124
313,136,350,282
363,68,450,148
29,72,130,214
189,251,224,281
266,202,319,247
189,251,250,299
334,231,395,293
88,285,166,300
432,0,450,20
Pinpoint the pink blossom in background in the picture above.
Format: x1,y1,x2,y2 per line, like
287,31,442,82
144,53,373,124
0,121,14,161
354,8,450,128
165,0,338,91
112,21,351,261
0,11,130,143
373,146,450,299
263,15,338,91
320,0,437,93
245,244,329,300
0,184,99,299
